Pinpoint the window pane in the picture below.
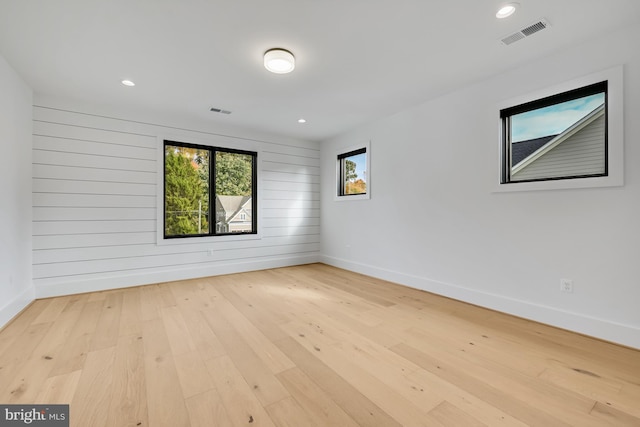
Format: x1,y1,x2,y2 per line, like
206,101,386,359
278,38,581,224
214,151,254,233
164,145,210,236
508,91,606,182
341,152,367,195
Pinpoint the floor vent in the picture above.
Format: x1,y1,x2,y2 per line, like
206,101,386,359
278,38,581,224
501,18,550,45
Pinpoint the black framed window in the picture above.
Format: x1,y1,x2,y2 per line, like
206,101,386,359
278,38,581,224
500,81,607,184
337,147,367,196
164,140,257,238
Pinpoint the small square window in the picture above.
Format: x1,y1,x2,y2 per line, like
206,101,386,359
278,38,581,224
336,143,370,200
501,81,607,184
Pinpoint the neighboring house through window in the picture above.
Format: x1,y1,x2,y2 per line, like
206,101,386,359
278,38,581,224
215,195,252,233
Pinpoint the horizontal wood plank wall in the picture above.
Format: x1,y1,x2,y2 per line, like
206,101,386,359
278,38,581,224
32,105,320,297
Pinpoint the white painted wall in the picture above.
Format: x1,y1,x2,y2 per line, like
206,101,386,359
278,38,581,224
32,95,320,298
320,23,640,349
0,54,34,327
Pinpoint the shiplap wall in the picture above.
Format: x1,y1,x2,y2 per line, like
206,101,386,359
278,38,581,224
514,114,606,181
32,102,320,297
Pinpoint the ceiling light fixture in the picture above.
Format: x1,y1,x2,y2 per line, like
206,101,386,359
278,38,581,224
264,48,295,74
121,79,135,87
298,118,306,124
496,2,519,19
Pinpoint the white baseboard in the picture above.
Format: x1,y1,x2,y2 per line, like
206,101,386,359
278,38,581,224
0,286,35,330
35,254,320,299
320,255,640,350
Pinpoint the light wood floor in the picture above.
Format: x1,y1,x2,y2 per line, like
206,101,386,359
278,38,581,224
1,264,639,427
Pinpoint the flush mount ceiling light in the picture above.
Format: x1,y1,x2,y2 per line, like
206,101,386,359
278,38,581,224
496,2,519,19
298,118,307,124
121,79,135,87
264,48,295,74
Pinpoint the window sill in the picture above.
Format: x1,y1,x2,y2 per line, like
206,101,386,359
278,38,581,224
156,232,262,246
493,174,623,193
334,193,370,201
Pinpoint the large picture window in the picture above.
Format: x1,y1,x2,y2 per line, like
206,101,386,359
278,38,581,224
164,140,257,238
500,81,607,184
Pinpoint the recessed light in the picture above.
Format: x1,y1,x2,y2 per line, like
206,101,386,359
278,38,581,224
264,48,295,74
298,118,307,124
496,2,519,19
121,79,135,87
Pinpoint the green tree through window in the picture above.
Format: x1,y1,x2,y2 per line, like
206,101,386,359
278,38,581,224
215,151,253,196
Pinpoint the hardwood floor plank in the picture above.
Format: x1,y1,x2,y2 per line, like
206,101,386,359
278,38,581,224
32,296,70,324
280,321,441,426
118,287,143,338
200,308,290,407
139,284,162,321
141,318,190,427
60,293,90,314
391,342,571,427
264,396,318,427
4,306,82,403
205,355,276,427
0,322,51,366
90,292,123,351
71,347,116,427
170,278,214,312
276,367,361,427
589,401,640,426
35,370,81,404
185,389,233,427
140,318,171,359
406,368,532,427
208,295,295,374
0,299,43,339
274,337,402,427
215,281,291,343
156,282,178,308
0,264,638,426
617,383,640,418
143,351,190,427
66,300,103,339
49,333,91,377
428,401,487,427
106,334,148,427
0,323,53,403
176,308,226,361
287,266,397,308
173,351,215,399
161,305,198,356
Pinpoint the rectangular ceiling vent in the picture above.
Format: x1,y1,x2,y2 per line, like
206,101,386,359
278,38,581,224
501,18,550,45
210,107,232,114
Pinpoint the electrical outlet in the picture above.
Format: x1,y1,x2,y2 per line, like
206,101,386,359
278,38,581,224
560,279,573,293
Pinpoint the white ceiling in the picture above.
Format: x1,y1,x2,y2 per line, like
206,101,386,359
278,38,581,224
1,0,639,142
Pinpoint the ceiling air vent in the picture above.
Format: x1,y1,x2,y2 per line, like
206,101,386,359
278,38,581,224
501,18,550,45
210,107,232,114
